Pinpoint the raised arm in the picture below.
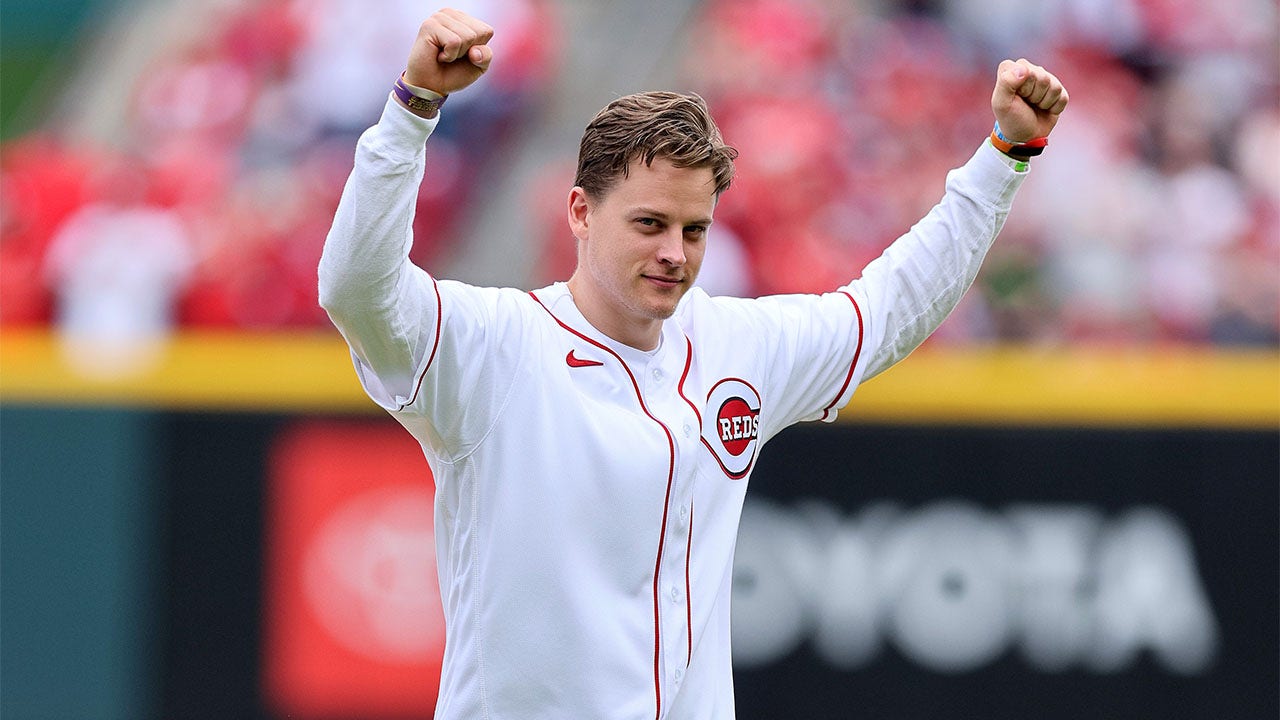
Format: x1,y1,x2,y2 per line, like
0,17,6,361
317,9,493,406
856,59,1068,379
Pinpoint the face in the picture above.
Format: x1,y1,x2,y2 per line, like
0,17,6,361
566,157,717,349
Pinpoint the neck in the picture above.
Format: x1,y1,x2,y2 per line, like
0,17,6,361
566,274,663,351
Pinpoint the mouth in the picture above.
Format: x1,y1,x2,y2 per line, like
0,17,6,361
642,274,684,290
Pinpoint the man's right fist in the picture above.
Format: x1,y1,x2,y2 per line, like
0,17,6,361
405,8,494,96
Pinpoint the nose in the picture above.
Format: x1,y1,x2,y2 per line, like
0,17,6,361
656,228,686,268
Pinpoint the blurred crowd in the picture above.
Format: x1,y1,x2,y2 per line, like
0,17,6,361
670,0,1280,346
1,0,557,336
2,0,1277,348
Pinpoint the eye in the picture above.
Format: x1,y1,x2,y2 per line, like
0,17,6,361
635,217,662,231
684,225,708,239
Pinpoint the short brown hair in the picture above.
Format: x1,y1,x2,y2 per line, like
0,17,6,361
574,91,738,201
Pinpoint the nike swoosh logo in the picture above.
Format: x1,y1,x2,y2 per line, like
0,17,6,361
566,350,604,368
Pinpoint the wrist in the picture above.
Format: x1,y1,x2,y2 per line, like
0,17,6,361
990,121,1047,160
986,138,1031,172
394,72,447,119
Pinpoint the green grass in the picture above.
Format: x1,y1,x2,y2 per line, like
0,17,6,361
1,0,108,140
1,49,55,139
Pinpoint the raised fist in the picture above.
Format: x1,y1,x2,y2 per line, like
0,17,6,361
404,8,495,96
991,59,1069,143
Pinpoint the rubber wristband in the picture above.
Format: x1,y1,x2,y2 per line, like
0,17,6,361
991,121,1047,157
394,74,447,116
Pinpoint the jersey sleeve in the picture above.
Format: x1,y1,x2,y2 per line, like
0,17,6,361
710,288,869,442
730,141,1026,436
318,97,522,460
851,141,1027,381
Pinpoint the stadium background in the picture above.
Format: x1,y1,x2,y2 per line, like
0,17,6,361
1,0,1277,718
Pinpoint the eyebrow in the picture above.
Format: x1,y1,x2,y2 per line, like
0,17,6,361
631,207,714,226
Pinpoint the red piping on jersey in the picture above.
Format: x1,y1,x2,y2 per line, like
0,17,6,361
401,275,444,410
677,336,702,426
685,500,694,666
820,291,865,421
529,291,676,720
676,336,698,669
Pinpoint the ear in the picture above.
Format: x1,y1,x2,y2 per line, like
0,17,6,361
567,186,591,243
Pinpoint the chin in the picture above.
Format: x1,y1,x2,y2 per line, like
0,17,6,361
644,293,683,320
627,280,687,320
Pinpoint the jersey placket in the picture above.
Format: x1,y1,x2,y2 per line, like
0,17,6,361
640,349,701,709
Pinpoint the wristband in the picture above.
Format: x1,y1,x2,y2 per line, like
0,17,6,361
990,121,1047,157
394,73,447,116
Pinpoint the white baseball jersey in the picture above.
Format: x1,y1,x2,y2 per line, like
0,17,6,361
319,98,1027,719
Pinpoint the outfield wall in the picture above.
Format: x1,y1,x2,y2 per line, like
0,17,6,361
1,333,1276,719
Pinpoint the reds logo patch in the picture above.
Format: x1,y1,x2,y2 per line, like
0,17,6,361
702,378,762,480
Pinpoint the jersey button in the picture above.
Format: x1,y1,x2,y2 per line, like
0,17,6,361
670,585,680,603
679,504,689,521
674,668,684,682
652,368,663,382
682,423,692,438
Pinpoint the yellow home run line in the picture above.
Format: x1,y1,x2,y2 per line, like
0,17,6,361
1,329,1277,427
0,329,374,413
851,345,1279,428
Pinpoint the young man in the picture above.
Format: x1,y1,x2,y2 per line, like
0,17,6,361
318,7,1068,719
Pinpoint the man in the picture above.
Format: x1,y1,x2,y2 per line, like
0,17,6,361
318,7,1068,719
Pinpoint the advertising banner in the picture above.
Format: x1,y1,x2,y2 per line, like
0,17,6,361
731,423,1278,720
264,422,445,719
154,416,1276,719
